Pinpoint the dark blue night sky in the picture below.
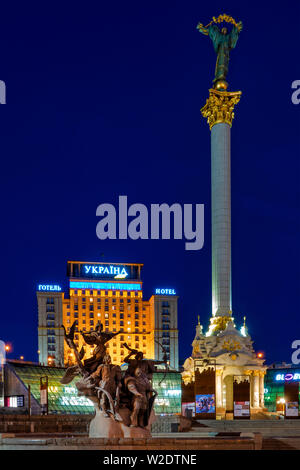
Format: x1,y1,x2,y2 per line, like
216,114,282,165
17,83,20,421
0,1,299,365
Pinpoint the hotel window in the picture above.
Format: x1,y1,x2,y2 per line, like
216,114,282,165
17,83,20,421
46,314,55,320
120,336,124,341
120,314,124,319
90,320,94,326
74,304,78,310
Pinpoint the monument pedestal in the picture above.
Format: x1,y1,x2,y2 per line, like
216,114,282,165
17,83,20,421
89,404,155,438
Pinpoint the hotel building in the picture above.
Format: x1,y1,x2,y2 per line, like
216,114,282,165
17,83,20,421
37,261,179,371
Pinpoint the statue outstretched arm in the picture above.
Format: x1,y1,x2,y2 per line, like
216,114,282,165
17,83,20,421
196,23,209,35
230,23,242,49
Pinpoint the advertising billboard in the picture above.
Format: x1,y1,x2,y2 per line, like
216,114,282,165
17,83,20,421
195,394,215,414
234,401,250,418
182,402,196,417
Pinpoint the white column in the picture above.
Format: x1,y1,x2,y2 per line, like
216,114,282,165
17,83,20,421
259,372,265,408
253,371,260,408
211,122,232,317
216,370,223,408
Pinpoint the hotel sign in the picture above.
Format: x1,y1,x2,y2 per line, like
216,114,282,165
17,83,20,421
38,284,62,292
67,262,141,281
83,265,129,279
155,288,176,295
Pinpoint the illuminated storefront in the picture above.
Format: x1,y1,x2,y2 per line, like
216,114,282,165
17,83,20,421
264,366,300,413
37,260,179,371
4,361,181,416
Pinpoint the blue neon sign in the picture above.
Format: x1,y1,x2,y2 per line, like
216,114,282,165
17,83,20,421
155,288,176,295
70,281,141,291
83,265,129,279
275,372,300,382
38,284,62,292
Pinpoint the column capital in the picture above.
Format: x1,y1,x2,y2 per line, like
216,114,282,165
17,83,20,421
201,88,242,130
244,370,253,376
216,369,223,376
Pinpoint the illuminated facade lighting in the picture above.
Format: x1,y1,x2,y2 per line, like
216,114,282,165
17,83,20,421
37,260,179,370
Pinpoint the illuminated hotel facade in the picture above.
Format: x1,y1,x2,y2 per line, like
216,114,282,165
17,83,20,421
37,261,179,371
